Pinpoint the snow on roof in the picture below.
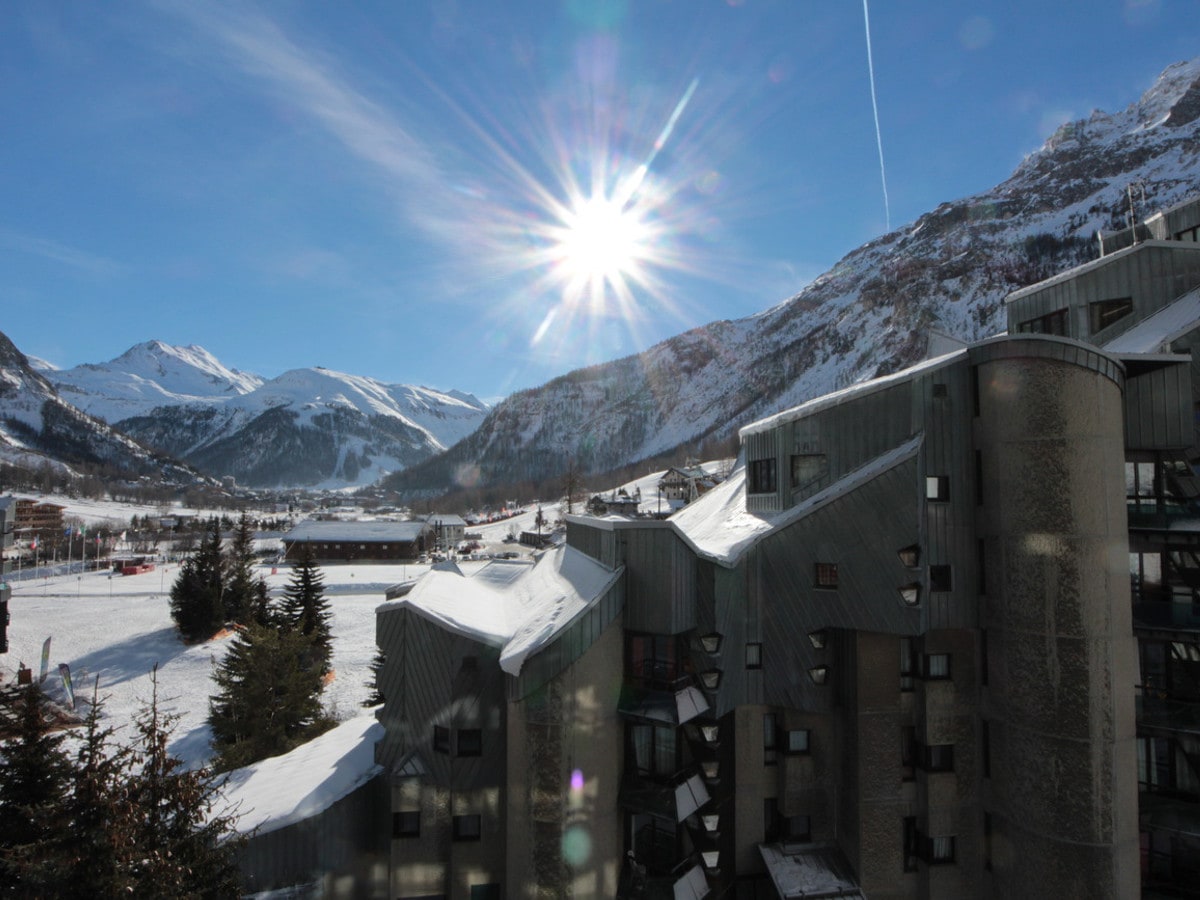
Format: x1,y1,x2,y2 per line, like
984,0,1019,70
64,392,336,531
220,715,383,837
671,436,923,565
379,547,620,676
1101,286,1200,353
287,520,426,542
739,351,964,438
427,514,466,526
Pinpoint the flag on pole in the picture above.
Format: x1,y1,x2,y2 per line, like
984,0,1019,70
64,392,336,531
40,637,52,683
58,663,75,710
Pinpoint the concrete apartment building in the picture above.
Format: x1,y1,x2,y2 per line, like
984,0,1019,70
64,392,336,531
244,197,1200,898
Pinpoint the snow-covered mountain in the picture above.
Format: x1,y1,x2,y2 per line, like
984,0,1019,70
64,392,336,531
42,342,489,489
385,58,1200,496
0,332,199,482
48,340,264,423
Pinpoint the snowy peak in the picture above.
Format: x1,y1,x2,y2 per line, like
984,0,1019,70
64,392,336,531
51,340,264,423
41,344,489,489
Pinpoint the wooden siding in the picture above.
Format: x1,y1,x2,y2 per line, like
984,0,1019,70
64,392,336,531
786,379,916,506
374,606,506,791
238,773,388,897
752,455,924,713
1122,357,1193,450
743,427,786,513
620,524,697,634
917,359,978,631
511,574,625,700
1006,242,1200,342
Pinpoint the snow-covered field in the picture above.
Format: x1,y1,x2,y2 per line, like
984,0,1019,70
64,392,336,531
3,562,400,766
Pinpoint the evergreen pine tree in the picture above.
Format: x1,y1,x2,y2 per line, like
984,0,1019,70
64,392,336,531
169,518,225,642
0,683,76,896
208,624,331,772
125,669,243,898
56,680,137,897
362,647,387,708
279,543,334,676
223,513,265,625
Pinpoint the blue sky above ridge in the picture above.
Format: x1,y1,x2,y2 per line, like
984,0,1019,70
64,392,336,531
2,0,1197,399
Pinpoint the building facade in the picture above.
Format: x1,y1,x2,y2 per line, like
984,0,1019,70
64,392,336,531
351,197,1200,899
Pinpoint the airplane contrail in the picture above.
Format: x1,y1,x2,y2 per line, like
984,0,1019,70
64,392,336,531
862,0,891,231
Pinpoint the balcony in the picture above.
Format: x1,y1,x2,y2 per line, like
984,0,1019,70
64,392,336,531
1138,692,1200,738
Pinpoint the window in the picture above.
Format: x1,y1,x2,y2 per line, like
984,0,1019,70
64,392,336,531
785,728,810,754
924,653,951,680
749,458,777,494
1089,296,1133,333
900,638,915,691
630,724,678,778
433,725,450,754
980,630,989,686
764,798,782,842
763,713,778,765
975,451,984,505
925,476,949,501
929,565,952,592
628,633,679,684
903,817,919,872
927,835,956,864
901,726,916,781
1016,307,1067,335
453,814,482,841
790,454,826,489
923,744,955,772
393,810,420,838
814,563,838,589
745,642,763,669
456,728,482,757
785,814,812,842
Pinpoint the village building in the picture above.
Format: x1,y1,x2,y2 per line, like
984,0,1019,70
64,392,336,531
426,514,467,553
283,520,430,564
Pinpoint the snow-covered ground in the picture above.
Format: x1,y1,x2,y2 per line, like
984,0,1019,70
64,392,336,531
2,561,405,766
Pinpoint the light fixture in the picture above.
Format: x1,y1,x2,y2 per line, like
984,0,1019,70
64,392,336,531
702,814,719,832
900,583,921,606
701,760,719,779
700,633,722,653
701,849,720,869
808,630,826,649
809,666,829,685
700,724,719,742
700,669,722,690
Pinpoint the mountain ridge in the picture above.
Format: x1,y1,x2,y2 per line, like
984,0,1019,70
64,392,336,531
381,57,1200,497
41,341,490,489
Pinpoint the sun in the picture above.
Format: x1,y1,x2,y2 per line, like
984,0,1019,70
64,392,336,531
555,193,650,286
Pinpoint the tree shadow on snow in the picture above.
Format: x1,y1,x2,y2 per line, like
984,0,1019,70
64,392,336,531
68,626,190,689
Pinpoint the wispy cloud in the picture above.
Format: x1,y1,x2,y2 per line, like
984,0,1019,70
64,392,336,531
0,227,124,276
161,3,467,243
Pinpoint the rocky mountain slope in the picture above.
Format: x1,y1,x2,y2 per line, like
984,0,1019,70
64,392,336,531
0,332,198,483
41,342,489,489
385,58,1200,496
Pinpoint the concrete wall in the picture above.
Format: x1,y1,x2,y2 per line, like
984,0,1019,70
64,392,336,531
975,349,1139,899
506,614,625,898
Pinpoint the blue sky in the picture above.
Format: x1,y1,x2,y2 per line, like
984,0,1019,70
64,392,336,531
2,1,1197,401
